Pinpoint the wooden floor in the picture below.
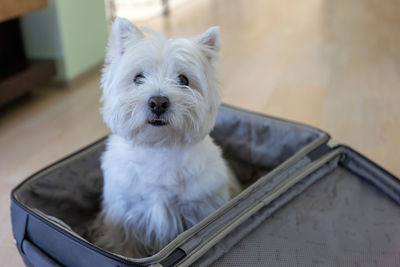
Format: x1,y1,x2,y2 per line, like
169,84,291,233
1,0,400,265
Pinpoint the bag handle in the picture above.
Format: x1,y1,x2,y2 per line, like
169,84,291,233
22,239,61,267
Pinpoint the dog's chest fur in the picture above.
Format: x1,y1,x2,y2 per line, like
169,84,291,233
99,134,231,255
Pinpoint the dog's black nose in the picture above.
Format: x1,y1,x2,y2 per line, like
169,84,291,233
148,96,169,116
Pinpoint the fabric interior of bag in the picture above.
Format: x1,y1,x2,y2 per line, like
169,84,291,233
14,106,324,255
209,165,400,266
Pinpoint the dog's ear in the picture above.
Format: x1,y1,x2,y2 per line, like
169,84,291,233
195,26,221,61
106,17,144,63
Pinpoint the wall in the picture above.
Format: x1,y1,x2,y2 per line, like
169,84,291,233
20,0,108,81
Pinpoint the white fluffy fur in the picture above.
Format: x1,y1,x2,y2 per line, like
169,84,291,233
94,17,240,258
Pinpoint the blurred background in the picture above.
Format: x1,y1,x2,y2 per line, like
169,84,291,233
0,0,399,265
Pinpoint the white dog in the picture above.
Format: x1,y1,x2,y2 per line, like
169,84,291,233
94,17,240,258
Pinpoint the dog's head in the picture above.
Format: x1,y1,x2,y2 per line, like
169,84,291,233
101,18,221,146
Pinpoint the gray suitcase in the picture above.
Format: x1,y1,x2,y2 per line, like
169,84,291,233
10,104,400,266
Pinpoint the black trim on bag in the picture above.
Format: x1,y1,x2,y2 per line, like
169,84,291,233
159,248,186,267
306,143,333,161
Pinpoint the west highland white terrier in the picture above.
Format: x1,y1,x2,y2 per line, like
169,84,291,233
93,17,240,258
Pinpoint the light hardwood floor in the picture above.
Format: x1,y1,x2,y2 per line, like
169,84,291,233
1,0,399,265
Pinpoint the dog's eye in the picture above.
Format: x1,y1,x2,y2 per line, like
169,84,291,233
177,74,189,86
134,73,145,85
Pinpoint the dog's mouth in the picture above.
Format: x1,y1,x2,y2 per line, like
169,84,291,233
148,118,168,127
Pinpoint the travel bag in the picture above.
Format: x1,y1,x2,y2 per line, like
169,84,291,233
11,104,400,266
